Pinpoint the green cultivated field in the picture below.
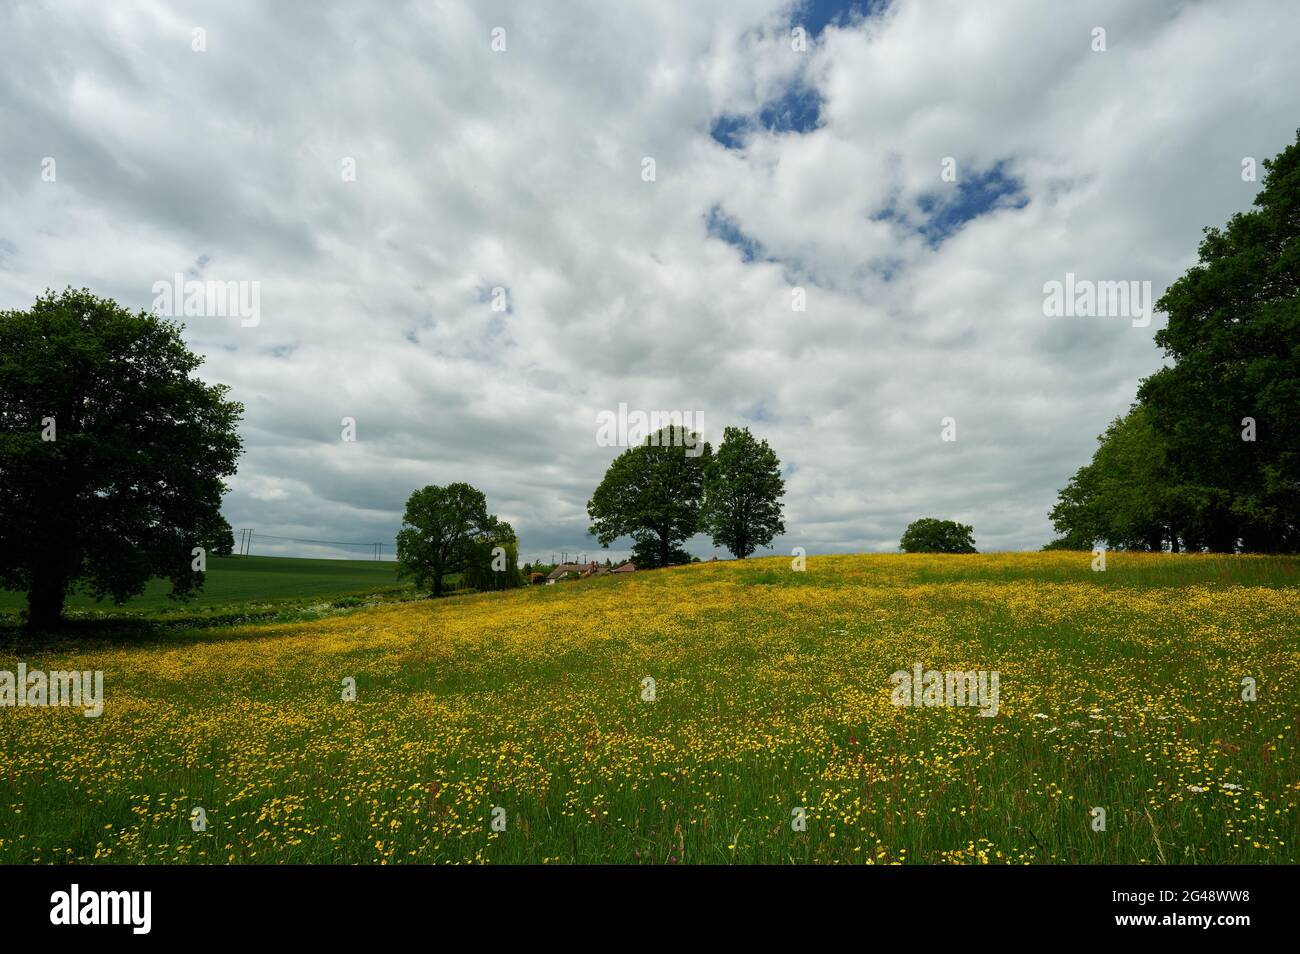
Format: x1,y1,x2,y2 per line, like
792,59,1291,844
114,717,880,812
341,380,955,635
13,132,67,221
0,555,414,622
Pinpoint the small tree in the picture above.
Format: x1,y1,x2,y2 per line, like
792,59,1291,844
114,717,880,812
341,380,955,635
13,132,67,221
702,426,785,558
463,520,523,591
396,483,504,597
587,426,711,568
0,288,243,629
899,518,977,554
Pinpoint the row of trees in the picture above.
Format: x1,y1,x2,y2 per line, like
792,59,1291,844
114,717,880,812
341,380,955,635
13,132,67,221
7,135,1293,623
395,423,790,596
587,425,786,567
0,289,523,624
0,288,786,621
1048,130,1300,553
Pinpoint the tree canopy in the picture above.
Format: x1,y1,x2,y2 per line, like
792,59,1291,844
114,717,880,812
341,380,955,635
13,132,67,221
587,425,712,568
0,288,243,629
396,482,509,596
1047,405,1181,551
462,519,523,592
900,518,977,554
1051,129,1300,552
702,426,786,558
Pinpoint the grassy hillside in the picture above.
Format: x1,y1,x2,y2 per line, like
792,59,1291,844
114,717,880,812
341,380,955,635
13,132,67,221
0,555,413,620
1,551,1297,864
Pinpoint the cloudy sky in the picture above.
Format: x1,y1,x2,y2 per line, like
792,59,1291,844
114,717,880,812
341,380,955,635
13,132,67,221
2,0,1297,562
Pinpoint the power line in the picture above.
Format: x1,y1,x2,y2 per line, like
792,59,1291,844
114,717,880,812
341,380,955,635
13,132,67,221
232,529,393,560
247,531,392,548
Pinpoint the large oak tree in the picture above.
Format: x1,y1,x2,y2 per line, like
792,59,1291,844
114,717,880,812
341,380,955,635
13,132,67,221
1136,129,1300,552
396,482,508,596
1051,130,1300,553
0,288,243,629
587,426,711,568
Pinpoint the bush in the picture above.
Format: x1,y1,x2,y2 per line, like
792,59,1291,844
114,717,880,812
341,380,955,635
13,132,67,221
900,518,977,554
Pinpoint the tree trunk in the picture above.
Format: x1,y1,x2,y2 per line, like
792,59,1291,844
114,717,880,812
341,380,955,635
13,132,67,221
659,533,670,568
433,570,444,598
26,567,67,631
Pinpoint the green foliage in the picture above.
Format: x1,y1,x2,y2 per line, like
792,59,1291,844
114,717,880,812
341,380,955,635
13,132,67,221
899,518,977,554
396,482,509,597
1136,133,1300,551
462,521,523,591
0,288,243,629
1040,536,1082,551
630,538,692,569
1048,405,1182,551
1052,130,1300,553
587,426,711,568
702,426,786,559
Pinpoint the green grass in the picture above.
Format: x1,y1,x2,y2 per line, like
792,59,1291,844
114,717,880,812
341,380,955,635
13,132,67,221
730,552,1300,590
1,551,1297,865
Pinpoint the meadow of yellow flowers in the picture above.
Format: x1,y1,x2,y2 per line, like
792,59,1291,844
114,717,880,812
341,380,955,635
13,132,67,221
2,551,1297,864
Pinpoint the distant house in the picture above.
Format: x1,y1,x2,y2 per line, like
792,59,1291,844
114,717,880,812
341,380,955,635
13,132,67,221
545,563,579,583
611,562,636,573
545,561,602,583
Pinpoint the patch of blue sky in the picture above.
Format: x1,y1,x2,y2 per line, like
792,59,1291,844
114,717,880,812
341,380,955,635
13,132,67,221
705,205,766,263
